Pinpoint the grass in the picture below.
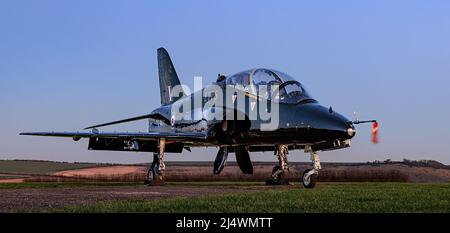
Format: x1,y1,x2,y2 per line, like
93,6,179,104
0,160,109,175
167,181,265,187
54,182,450,213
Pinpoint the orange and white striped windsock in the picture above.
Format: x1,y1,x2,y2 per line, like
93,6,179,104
372,121,379,144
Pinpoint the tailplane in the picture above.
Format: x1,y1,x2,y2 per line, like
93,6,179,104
157,47,185,105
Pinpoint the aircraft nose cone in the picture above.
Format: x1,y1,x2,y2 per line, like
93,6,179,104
330,111,355,138
346,123,356,138
295,104,355,141
314,105,355,139
333,113,356,140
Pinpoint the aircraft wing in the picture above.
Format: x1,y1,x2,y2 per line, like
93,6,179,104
20,131,208,141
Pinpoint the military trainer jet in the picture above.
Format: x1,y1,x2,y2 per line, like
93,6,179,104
21,48,377,188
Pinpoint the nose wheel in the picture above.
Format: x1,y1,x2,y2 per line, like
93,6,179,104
302,148,321,189
302,168,318,188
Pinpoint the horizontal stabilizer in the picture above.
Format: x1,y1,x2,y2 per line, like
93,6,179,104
84,113,154,130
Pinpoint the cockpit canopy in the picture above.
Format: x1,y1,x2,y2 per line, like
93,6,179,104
222,68,316,104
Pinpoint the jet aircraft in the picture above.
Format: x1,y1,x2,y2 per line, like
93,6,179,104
21,48,377,188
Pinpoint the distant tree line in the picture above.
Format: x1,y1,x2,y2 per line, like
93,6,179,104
366,159,450,170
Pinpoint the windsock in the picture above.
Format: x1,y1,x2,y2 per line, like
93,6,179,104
372,121,379,144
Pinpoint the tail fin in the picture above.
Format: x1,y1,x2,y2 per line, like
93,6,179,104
157,47,185,105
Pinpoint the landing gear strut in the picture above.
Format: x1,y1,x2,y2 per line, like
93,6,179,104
145,138,166,186
302,147,320,188
267,144,290,185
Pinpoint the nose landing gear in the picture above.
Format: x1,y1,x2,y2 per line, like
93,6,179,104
302,147,321,188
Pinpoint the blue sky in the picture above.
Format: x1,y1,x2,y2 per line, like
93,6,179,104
1,1,449,164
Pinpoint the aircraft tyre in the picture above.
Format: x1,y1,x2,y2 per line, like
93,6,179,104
271,165,282,184
145,168,155,186
302,169,317,189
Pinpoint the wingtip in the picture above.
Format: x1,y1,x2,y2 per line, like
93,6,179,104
19,132,35,136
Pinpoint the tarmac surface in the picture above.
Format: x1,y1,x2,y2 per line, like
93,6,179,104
0,184,274,212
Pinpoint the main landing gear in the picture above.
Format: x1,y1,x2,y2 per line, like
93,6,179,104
266,144,290,185
213,146,229,175
145,138,166,186
302,146,321,189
